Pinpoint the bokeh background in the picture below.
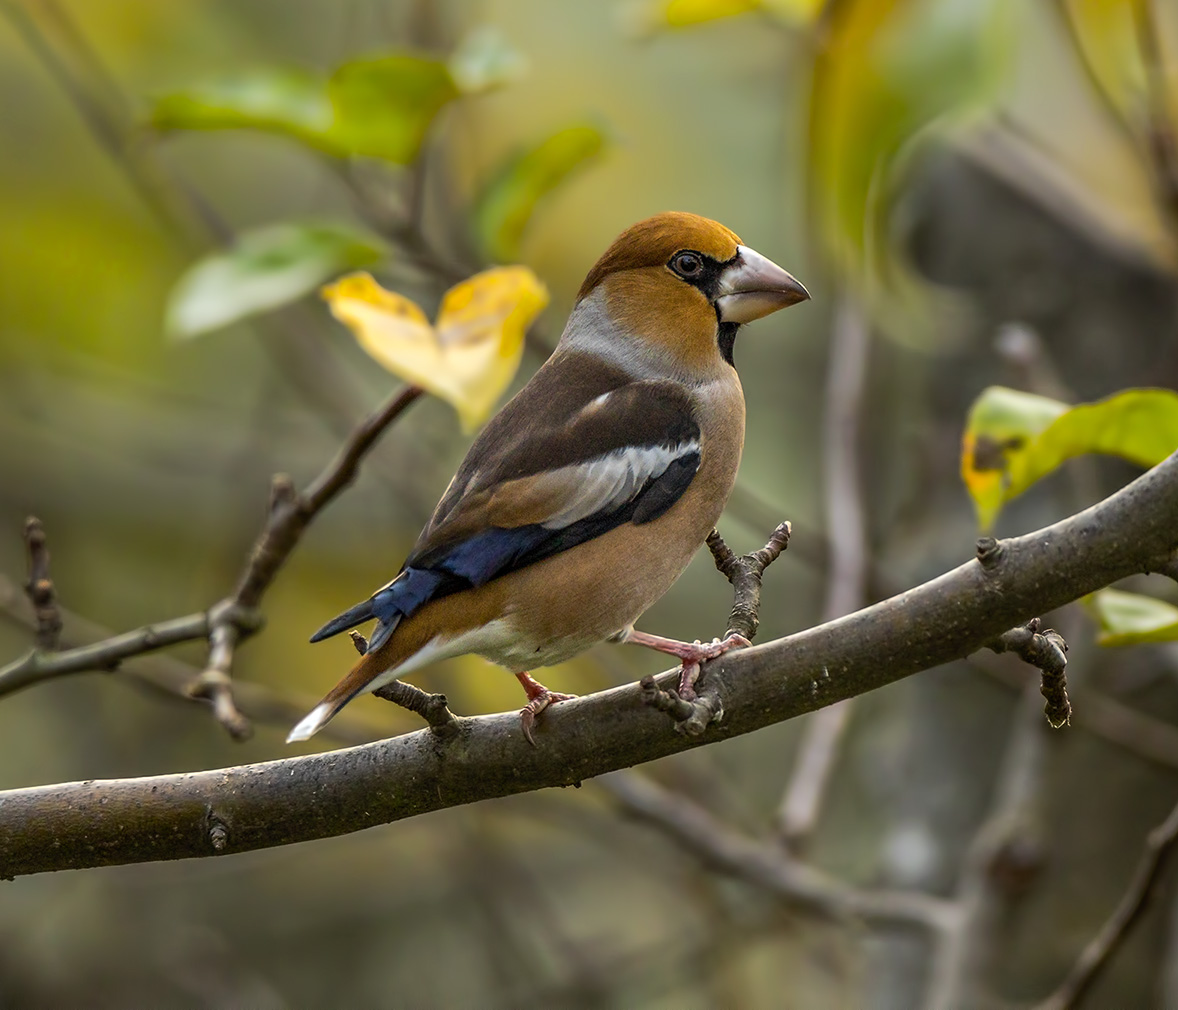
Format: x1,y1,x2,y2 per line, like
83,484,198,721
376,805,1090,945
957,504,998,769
3,0,1178,1006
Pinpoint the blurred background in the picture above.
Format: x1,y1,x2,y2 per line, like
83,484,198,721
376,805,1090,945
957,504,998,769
3,0,1178,1006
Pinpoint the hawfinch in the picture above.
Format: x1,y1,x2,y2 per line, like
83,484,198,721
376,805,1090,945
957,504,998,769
290,212,808,744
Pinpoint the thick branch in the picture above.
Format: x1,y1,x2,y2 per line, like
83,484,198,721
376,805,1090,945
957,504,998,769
4,451,1178,877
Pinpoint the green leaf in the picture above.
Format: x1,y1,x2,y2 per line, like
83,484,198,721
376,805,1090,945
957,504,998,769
149,67,332,143
1086,588,1178,646
961,386,1178,529
809,0,1011,332
149,54,460,163
325,56,459,162
473,126,607,262
166,222,386,339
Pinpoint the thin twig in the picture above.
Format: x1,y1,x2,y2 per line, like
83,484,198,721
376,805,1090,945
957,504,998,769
987,615,1071,728
0,386,422,722
598,771,958,932
0,607,234,696
0,573,398,746
705,522,791,640
348,630,458,735
21,517,61,649
186,623,253,741
778,294,871,848
1034,796,1178,1010
642,522,792,734
972,653,1178,772
186,383,423,732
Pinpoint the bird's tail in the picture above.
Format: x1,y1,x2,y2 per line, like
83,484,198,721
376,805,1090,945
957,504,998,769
287,643,398,743
295,569,452,742
308,597,380,642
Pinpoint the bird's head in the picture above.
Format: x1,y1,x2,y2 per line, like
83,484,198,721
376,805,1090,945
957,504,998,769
569,211,809,377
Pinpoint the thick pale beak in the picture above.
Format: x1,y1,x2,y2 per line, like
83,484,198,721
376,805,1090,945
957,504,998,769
716,245,810,324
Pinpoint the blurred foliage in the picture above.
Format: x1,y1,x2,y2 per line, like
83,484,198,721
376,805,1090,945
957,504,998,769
473,124,608,263
808,0,1010,322
1086,587,1178,646
322,267,548,431
166,221,386,338
1063,0,1148,126
150,51,485,163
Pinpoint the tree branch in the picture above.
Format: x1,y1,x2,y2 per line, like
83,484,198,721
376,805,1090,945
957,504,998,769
705,522,791,641
1033,794,1178,1010
0,576,401,747
21,517,61,649
639,522,791,734
988,615,1071,728
597,771,957,931
0,385,422,733
3,450,1178,877
0,606,221,696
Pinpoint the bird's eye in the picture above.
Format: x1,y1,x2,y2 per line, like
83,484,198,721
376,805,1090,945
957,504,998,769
670,252,703,278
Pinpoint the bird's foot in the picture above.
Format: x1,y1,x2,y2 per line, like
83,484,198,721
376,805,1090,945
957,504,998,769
515,671,577,746
620,629,751,701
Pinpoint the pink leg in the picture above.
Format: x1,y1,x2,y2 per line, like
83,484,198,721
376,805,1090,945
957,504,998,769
515,671,577,746
618,629,751,700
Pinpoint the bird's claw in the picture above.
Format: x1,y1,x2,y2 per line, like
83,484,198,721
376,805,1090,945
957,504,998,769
674,633,751,700
515,671,577,745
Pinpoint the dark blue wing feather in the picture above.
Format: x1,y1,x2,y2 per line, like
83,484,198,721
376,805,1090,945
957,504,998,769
308,449,700,648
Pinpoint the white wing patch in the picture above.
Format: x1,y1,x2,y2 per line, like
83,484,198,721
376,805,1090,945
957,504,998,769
539,441,699,529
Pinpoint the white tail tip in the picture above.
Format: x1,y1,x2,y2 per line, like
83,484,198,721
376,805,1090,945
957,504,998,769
287,702,332,743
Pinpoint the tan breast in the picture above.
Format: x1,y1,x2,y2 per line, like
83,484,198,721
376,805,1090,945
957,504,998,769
484,370,746,668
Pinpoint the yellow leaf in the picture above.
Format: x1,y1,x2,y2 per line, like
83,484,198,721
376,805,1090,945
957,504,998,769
323,268,548,432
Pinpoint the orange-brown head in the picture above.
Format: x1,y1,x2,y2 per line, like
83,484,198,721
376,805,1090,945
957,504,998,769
569,212,808,377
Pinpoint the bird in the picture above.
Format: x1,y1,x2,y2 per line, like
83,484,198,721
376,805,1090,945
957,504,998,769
289,211,809,745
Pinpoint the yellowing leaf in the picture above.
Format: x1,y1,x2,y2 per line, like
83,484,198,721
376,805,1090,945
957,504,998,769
961,387,1068,529
1086,588,1178,646
962,386,1178,529
323,269,548,432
